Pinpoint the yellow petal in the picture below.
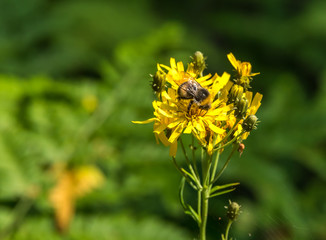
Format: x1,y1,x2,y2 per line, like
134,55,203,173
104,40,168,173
242,132,250,140
157,132,170,146
219,81,234,102
168,88,178,100
220,72,231,88
205,120,225,134
169,141,178,156
197,74,212,86
153,123,167,134
250,72,260,77
152,100,158,109
207,140,214,155
211,72,230,96
161,91,171,100
177,61,184,72
157,63,165,73
250,93,263,114
199,129,206,141
227,53,239,70
132,118,157,124
157,108,173,118
187,63,195,74
168,121,185,143
194,120,205,132
183,121,193,134
206,108,228,119
170,58,177,69
245,91,253,105
165,76,179,90
155,133,160,144
168,119,184,129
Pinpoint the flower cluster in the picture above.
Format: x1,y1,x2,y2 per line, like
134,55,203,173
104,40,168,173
226,53,262,140
133,52,262,156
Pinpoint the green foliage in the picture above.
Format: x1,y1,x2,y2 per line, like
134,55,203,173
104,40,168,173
11,215,190,240
0,0,325,239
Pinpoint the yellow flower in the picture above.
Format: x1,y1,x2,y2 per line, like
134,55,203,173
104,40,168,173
227,53,259,89
133,58,233,156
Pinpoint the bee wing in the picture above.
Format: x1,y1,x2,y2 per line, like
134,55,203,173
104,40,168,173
183,80,201,96
178,82,194,98
189,79,202,88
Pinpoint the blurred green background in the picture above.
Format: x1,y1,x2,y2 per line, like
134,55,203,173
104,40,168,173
0,0,325,239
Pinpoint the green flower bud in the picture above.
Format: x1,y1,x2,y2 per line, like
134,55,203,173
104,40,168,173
242,114,259,132
151,71,166,95
226,200,241,221
227,84,244,105
190,51,207,76
234,97,249,119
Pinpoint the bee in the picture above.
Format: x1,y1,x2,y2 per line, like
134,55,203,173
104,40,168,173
177,78,211,113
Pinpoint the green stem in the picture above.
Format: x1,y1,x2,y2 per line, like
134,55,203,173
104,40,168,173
0,194,35,239
199,149,211,240
216,118,241,146
201,149,212,186
214,130,245,152
179,137,190,165
171,156,184,176
224,219,233,240
199,187,209,240
197,189,202,222
192,135,199,179
210,148,220,183
211,144,237,185
172,157,197,189
179,138,201,188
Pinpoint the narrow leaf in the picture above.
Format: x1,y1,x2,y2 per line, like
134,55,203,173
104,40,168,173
210,182,240,195
178,178,200,223
209,188,236,198
181,168,198,190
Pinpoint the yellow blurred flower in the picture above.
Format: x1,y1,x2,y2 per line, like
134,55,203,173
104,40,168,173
49,164,104,233
81,94,98,113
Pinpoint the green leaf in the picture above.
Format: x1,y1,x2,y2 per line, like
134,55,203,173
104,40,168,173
209,188,237,199
178,177,199,223
180,168,198,190
210,182,240,195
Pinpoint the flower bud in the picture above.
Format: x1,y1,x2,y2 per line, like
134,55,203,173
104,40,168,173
242,114,258,132
234,97,249,119
226,200,241,221
190,51,207,76
227,84,244,105
234,62,254,90
238,143,245,157
151,70,166,95
239,62,253,77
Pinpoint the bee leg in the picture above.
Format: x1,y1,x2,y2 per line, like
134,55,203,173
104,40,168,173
198,104,210,116
187,100,194,113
